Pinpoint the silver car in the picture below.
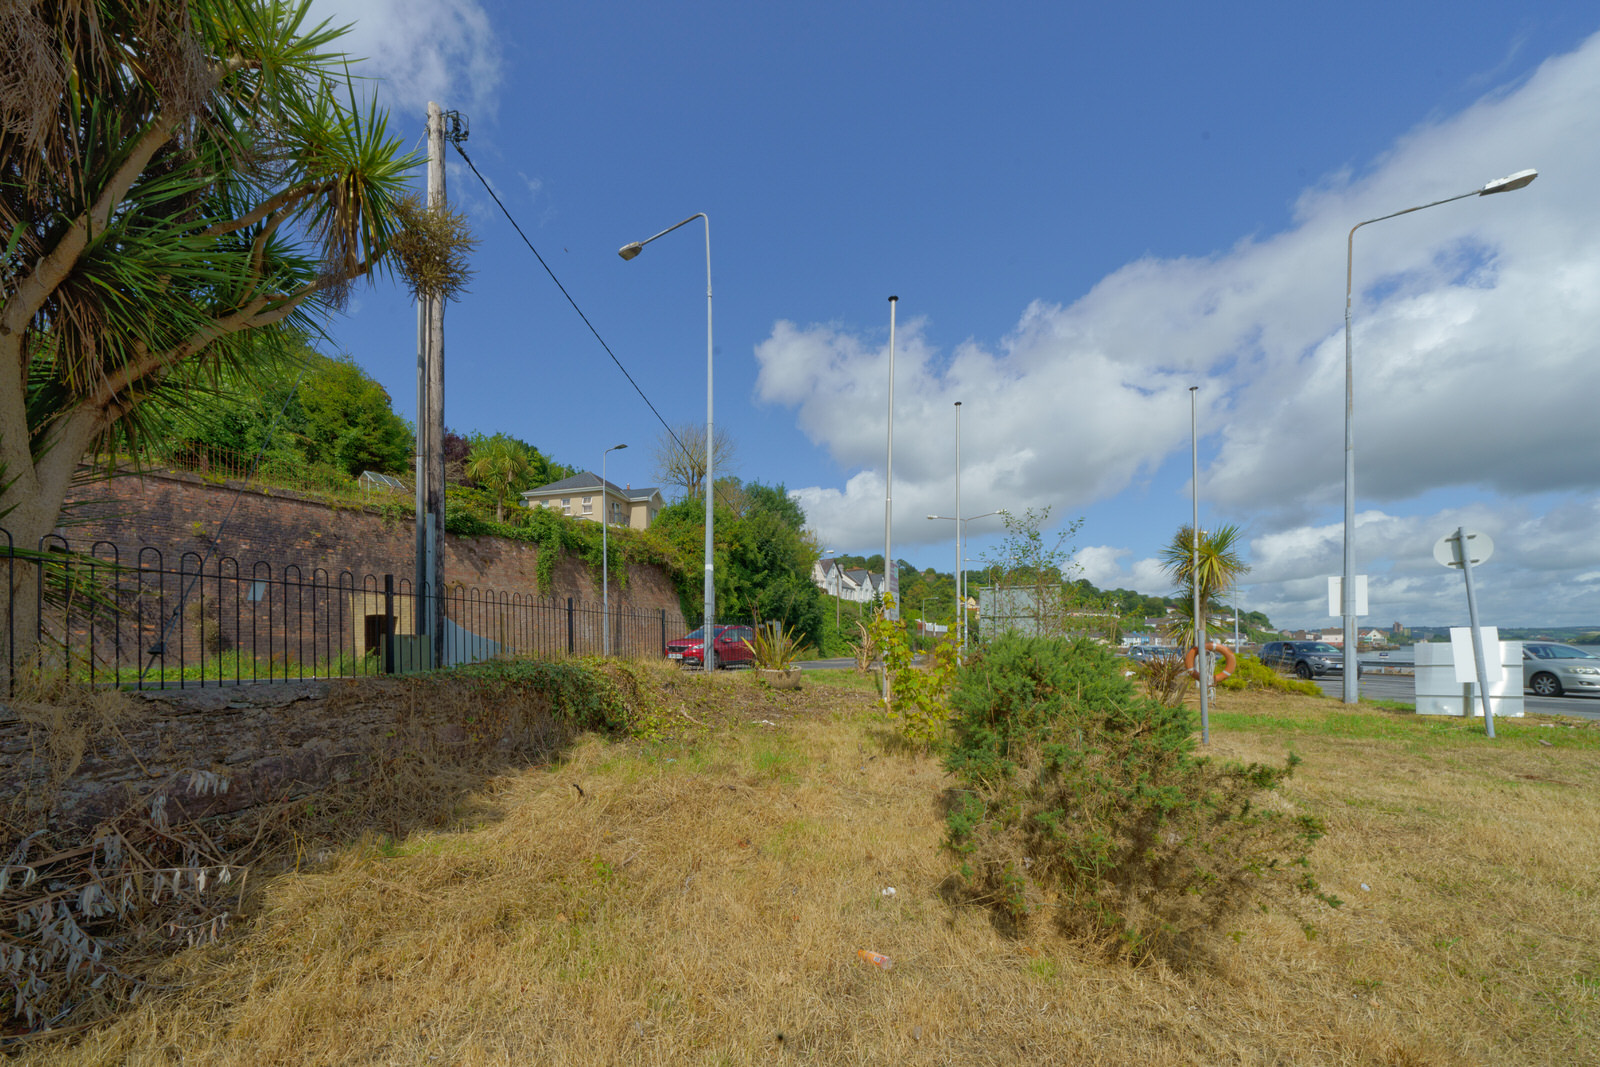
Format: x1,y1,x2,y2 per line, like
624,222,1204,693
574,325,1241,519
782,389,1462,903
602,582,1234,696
1522,642,1600,698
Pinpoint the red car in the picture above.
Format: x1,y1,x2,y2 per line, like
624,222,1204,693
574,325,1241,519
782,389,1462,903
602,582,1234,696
664,625,756,669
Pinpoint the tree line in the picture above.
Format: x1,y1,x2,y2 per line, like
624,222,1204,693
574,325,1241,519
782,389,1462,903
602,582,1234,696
142,333,576,518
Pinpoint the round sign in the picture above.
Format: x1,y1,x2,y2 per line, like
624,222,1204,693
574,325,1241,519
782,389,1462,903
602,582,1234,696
1433,529,1494,569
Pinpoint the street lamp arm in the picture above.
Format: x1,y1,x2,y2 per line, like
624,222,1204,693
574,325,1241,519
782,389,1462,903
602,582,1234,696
1346,191,1475,306
1345,170,1537,309
619,213,710,266
928,510,1003,522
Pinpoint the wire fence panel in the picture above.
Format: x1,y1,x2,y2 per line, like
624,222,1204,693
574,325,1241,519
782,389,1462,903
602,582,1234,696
1,528,688,695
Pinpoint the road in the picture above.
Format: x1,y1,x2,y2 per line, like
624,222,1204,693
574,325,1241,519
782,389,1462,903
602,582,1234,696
799,657,1600,722
1314,673,1600,721
798,657,857,671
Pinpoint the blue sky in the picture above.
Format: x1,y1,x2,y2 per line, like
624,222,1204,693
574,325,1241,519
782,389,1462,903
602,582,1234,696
309,1,1600,630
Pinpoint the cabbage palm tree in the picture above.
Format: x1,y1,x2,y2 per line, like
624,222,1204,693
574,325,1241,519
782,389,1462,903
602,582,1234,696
1160,524,1249,651
465,436,535,522
1,0,456,684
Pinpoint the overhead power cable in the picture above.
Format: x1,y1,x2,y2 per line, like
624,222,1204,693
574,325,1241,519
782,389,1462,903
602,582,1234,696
451,141,726,500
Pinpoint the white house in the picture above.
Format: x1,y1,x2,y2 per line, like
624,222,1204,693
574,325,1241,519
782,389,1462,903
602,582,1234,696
811,558,885,604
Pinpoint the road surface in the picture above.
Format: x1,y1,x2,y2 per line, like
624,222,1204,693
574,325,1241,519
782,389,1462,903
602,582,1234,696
798,657,858,671
1314,673,1600,721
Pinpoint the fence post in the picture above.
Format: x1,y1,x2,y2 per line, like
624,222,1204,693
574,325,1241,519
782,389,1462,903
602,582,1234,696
567,597,575,655
660,609,666,658
383,574,395,675
2,527,11,697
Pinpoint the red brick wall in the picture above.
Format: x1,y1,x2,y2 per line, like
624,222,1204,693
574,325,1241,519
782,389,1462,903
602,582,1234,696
39,470,686,670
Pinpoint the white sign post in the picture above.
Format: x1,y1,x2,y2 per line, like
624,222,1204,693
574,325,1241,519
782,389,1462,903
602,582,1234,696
1327,575,1368,618
1433,528,1497,738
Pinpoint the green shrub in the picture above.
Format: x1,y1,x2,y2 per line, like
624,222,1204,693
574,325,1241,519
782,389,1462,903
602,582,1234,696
447,657,653,736
1220,654,1322,696
867,597,960,748
944,635,1333,963
944,635,1136,783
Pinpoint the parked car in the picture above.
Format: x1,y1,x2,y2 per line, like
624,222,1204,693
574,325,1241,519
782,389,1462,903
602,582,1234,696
1259,641,1357,679
1522,642,1600,698
663,625,757,669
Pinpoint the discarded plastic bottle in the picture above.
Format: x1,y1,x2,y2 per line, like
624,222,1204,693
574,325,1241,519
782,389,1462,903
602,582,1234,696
858,949,893,970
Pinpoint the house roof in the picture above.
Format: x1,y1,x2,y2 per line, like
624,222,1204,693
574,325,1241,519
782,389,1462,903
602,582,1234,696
521,473,662,502
523,472,607,495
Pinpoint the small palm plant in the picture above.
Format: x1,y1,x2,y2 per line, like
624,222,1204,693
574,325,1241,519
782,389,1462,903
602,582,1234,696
742,621,811,670
847,619,879,673
1160,523,1249,651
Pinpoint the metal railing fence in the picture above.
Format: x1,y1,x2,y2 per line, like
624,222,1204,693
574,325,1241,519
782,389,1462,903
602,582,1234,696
1,528,686,695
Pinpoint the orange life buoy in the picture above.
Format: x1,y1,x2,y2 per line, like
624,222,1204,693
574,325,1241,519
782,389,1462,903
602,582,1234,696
1184,642,1238,682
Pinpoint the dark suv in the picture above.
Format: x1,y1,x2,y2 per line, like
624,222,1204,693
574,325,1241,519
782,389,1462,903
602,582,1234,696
1259,641,1356,679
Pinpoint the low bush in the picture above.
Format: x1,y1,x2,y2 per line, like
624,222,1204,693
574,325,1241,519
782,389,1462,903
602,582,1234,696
866,599,960,748
1220,654,1322,696
446,657,657,739
1135,652,1193,705
944,635,1333,964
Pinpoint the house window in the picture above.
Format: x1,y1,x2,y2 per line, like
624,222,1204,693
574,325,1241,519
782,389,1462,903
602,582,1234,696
582,495,593,514
560,497,571,514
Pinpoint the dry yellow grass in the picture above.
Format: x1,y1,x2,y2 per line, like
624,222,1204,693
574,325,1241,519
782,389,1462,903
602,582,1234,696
15,680,1600,1066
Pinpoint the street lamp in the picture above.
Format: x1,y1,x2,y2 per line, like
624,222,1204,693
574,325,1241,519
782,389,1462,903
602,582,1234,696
822,547,841,636
1340,168,1536,704
928,509,1004,652
954,400,962,654
601,443,627,657
1190,385,1208,745
620,213,716,670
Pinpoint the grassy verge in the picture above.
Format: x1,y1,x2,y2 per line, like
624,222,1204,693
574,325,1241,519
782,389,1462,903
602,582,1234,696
16,684,1600,1065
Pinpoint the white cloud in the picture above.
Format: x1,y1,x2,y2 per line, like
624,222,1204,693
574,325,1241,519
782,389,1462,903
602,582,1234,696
1066,494,1600,629
308,0,502,118
1238,496,1600,628
1073,546,1170,596
756,317,1204,550
756,31,1600,627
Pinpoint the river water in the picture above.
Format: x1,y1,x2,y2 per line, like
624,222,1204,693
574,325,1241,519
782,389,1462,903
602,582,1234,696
1354,643,1600,667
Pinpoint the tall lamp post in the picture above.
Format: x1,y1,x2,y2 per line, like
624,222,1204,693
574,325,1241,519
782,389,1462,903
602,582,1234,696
1340,169,1536,704
884,296,899,622
601,443,627,657
928,510,1004,653
821,548,841,637
620,213,716,669
954,401,962,652
1191,386,1208,745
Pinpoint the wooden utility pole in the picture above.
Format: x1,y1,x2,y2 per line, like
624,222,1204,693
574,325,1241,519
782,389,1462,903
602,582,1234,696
413,101,448,668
